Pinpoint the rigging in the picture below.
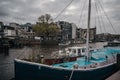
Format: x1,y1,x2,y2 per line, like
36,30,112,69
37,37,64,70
97,0,117,34
53,0,75,21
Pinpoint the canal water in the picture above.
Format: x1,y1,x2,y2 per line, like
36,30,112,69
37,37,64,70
0,42,107,80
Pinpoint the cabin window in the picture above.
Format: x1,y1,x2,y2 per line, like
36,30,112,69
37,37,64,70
78,49,81,54
72,49,76,53
82,48,85,52
68,49,71,52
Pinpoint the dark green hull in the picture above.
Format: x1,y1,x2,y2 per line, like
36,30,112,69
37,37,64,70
14,59,118,80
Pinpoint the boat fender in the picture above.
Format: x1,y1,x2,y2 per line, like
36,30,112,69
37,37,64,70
73,63,79,69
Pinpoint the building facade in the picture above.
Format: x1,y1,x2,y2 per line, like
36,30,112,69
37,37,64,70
57,21,77,42
96,33,120,42
77,27,96,42
4,26,16,39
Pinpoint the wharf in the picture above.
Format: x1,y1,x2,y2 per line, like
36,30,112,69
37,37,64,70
106,70,120,80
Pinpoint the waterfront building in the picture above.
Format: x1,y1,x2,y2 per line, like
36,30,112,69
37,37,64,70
4,25,16,39
9,22,36,46
9,23,22,38
9,22,35,40
96,33,120,42
21,23,33,32
76,27,96,42
57,21,77,42
20,23,35,40
57,21,96,43
57,21,71,41
110,34,120,41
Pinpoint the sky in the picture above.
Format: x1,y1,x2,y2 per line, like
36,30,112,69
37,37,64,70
0,0,120,34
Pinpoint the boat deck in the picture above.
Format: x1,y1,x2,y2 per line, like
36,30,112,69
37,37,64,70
106,70,120,80
53,47,120,69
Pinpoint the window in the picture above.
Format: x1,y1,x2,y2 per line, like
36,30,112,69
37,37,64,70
78,49,81,54
82,48,86,52
72,49,76,54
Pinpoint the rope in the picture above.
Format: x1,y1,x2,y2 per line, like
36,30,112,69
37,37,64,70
97,1,107,33
69,70,74,80
78,0,87,27
98,6,107,33
97,0,117,34
53,0,75,21
95,1,103,33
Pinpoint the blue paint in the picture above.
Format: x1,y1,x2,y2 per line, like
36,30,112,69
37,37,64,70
53,58,93,68
53,48,120,69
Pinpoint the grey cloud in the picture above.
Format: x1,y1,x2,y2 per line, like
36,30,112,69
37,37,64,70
0,9,9,17
0,0,119,34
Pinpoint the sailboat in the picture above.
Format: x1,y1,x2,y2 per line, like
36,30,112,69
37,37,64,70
14,0,120,80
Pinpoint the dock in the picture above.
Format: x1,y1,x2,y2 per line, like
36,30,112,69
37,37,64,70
106,70,120,80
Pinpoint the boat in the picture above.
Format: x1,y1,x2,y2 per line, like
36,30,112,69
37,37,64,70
14,0,120,80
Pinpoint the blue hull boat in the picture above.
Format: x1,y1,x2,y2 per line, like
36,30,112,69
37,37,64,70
14,47,120,80
15,59,118,80
14,0,120,79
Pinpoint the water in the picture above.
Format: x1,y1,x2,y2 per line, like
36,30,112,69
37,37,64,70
0,42,116,80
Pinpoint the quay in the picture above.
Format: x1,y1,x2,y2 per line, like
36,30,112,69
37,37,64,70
106,70,120,80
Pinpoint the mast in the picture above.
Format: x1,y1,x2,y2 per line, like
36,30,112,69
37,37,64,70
86,0,91,62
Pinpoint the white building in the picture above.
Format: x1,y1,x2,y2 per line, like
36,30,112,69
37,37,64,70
4,26,16,39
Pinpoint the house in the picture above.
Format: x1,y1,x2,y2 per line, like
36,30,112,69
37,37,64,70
57,21,77,42
20,23,35,40
9,23,35,40
76,27,96,42
9,22,35,46
3,25,16,39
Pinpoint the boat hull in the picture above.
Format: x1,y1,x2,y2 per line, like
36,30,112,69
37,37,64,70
14,59,118,80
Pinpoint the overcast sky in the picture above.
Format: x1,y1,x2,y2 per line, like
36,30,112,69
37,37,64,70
0,0,120,34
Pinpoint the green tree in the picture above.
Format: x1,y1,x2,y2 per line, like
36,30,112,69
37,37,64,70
33,14,60,41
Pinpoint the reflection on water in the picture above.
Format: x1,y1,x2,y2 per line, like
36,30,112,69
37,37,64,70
0,42,106,80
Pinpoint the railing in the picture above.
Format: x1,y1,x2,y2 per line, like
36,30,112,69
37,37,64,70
78,57,116,70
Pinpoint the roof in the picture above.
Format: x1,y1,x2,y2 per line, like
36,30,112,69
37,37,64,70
67,46,86,49
4,26,15,30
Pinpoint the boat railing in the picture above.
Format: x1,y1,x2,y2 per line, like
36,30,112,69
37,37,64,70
95,58,116,67
79,57,116,69
78,63,97,69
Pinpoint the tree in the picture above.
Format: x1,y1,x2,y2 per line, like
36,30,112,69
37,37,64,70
33,14,60,41
38,14,53,23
